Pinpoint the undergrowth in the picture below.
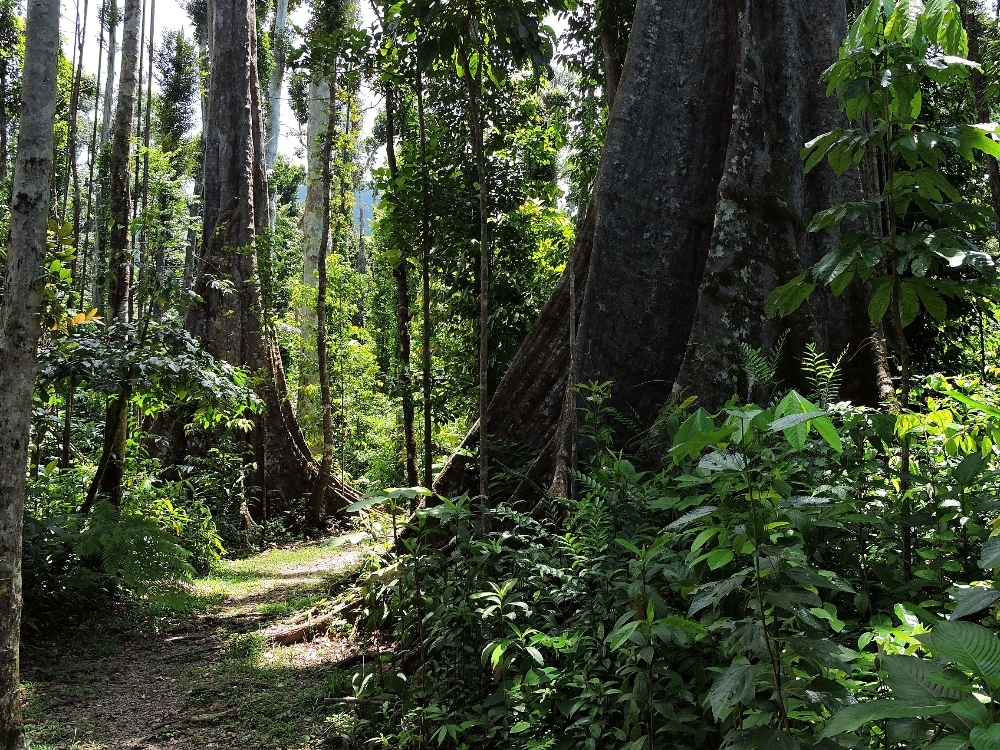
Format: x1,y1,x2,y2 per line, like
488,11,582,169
342,361,1000,749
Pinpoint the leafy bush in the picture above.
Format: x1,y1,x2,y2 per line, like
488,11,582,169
344,366,1000,749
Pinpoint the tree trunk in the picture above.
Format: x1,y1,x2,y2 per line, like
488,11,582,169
436,0,883,503
183,0,357,515
385,83,419,488
265,0,288,229
416,65,433,488
961,1,1000,233
298,74,330,420
0,0,59,742
96,0,141,505
0,66,7,189
459,13,490,500
92,0,119,312
311,72,336,527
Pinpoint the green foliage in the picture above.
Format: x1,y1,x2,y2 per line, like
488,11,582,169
767,0,998,332
341,359,1000,748
153,27,200,158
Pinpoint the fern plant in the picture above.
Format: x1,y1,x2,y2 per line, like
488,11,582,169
75,501,195,596
802,343,844,409
738,331,788,398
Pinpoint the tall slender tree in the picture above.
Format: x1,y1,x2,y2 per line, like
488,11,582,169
265,0,289,228
298,73,331,418
182,0,357,513
94,0,141,504
0,0,59,741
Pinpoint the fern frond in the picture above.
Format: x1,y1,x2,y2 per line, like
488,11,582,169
802,342,845,408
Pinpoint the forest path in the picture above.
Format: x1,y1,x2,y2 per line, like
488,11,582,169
23,538,367,750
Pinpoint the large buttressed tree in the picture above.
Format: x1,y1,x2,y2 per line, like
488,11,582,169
437,0,888,500
182,0,357,513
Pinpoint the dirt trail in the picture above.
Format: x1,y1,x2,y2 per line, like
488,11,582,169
24,540,365,750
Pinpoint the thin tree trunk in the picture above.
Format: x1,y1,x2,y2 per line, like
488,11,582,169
78,0,107,304
598,0,624,109
61,379,75,468
298,74,330,419
385,83,419,487
265,0,288,229
137,0,154,319
311,74,336,526
0,66,7,189
98,0,141,505
93,0,119,312
0,0,59,741
459,10,490,500
416,65,433,488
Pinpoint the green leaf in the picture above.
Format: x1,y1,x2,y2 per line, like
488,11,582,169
766,274,816,318
706,549,734,570
900,281,920,326
954,453,987,486
813,416,843,452
869,280,893,323
944,390,1000,420
511,721,531,734
927,737,971,750
950,586,1000,621
708,659,757,721
608,621,642,651
819,700,956,738
883,655,966,701
912,280,948,322
971,724,1000,750
931,621,1000,687
979,537,1000,570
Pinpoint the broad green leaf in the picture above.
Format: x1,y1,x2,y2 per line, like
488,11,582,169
667,506,718,531
766,274,816,318
708,659,757,721
944,390,1000,420
971,724,1000,750
980,537,1000,570
900,281,920,326
869,280,893,323
883,655,966,701
819,699,956,738
954,452,987,486
707,549,734,570
912,280,948,322
608,621,642,651
927,737,971,750
932,621,1000,687
813,416,843,452
949,586,1000,621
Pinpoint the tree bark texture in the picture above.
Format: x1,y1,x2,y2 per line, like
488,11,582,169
298,74,330,421
265,0,288,228
385,83,419,488
435,0,883,503
311,79,336,526
0,0,59,742
183,0,357,514
96,0,140,504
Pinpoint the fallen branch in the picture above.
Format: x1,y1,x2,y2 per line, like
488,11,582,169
266,598,360,646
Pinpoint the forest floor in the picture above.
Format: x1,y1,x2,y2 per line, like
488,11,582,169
22,537,371,749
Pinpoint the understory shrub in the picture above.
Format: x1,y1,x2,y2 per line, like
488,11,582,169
346,371,1000,749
